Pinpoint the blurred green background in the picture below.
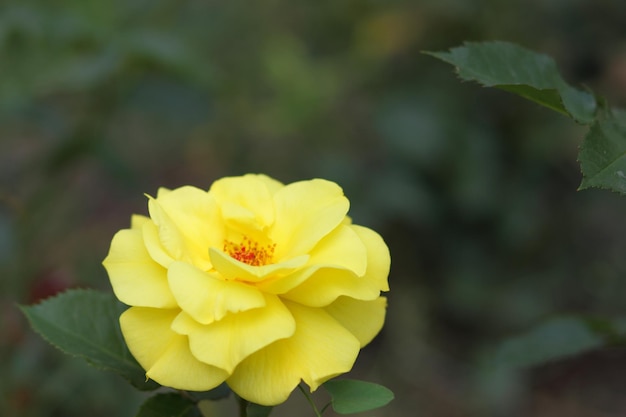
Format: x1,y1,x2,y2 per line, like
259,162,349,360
2,0,626,416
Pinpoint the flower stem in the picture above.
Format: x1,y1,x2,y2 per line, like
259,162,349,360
297,384,322,417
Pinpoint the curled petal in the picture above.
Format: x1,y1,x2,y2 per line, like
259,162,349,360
209,247,308,283
258,225,366,294
307,224,367,276
280,225,389,306
142,221,175,268
147,197,187,260
120,307,228,391
168,261,265,324
210,175,278,233
351,225,391,292
325,296,387,347
227,301,360,406
103,229,176,308
173,294,295,373
147,187,223,269
281,267,380,307
269,179,349,261
155,186,224,250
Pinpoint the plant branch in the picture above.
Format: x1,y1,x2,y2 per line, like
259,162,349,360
298,384,322,417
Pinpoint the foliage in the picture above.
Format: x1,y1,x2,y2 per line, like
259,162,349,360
20,289,158,391
429,39,626,415
427,41,597,123
323,379,394,414
487,316,605,369
429,41,626,195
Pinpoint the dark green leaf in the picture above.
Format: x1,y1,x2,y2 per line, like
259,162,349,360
136,393,199,417
578,111,626,194
246,402,273,417
427,41,596,123
20,288,159,390
489,317,604,369
323,379,394,414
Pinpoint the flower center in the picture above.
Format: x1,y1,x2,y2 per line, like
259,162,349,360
223,236,276,266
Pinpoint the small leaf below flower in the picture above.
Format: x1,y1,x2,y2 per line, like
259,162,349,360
324,379,394,414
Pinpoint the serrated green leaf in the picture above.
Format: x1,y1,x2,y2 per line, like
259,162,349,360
246,402,273,417
136,393,199,417
427,41,596,123
323,379,394,414
578,111,626,194
20,288,159,390
489,317,604,369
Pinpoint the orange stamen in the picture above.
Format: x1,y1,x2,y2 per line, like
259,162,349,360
223,236,276,266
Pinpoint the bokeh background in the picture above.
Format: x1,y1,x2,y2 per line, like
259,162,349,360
2,1,626,416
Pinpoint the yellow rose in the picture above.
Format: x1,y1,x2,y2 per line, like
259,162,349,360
102,174,390,406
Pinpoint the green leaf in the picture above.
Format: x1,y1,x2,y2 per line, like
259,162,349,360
578,111,626,194
489,317,604,369
20,288,159,390
136,393,199,417
427,41,596,123
246,402,273,417
323,379,394,414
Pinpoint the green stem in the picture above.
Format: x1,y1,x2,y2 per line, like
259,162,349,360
297,384,322,417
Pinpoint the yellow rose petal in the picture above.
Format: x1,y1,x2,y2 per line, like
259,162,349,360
147,337,229,391
210,174,277,232
120,307,229,391
168,261,265,324
148,188,222,269
156,187,172,198
147,197,187,260
281,267,380,307
142,221,175,268
307,224,367,276
209,247,308,283
120,307,179,371
253,173,285,194
130,214,150,230
351,225,391,292
325,296,387,347
257,265,318,294
270,179,349,260
170,310,198,335
180,294,295,373
260,225,367,294
103,229,176,308
156,186,224,252
280,225,390,305
227,301,360,406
